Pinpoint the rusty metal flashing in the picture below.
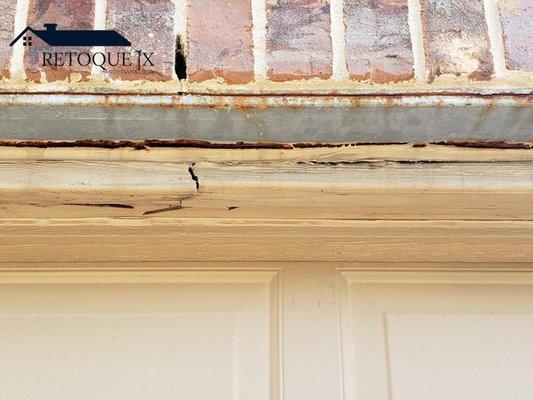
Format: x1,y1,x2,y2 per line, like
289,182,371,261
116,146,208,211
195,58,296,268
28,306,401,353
0,93,531,142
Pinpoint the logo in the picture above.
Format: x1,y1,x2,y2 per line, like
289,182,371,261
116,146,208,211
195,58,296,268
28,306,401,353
10,23,131,47
10,23,156,73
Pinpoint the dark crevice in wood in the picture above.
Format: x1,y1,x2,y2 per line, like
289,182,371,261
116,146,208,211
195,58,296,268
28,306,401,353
143,203,183,215
64,203,134,209
188,164,200,190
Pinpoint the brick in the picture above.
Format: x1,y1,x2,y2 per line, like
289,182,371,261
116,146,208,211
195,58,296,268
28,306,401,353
266,0,332,81
345,0,414,83
421,0,493,80
499,0,532,72
106,0,175,81
0,0,17,78
187,0,254,84
26,0,95,82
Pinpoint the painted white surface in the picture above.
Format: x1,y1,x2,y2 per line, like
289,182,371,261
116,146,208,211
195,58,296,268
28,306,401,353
0,268,532,399
0,279,273,400
342,273,533,400
387,312,533,399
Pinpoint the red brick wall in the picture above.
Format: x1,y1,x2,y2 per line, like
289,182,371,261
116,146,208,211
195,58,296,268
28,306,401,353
0,0,17,77
1,0,531,88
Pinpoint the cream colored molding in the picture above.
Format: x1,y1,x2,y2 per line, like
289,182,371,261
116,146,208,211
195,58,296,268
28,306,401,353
1,218,531,263
0,147,531,265
0,159,531,191
340,270,533,284
2,143,533,163
0,269,278,284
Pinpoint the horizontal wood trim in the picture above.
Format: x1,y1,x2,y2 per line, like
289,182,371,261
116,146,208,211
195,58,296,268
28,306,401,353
2,262,532,271
0,149,531,265
2,144,532,163
1,189,532,221
0,270,278,284
1,219,531,263
341,270,533,284
0,160,532,191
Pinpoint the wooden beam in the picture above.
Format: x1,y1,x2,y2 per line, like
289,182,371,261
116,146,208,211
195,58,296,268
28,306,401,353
0,146,531,265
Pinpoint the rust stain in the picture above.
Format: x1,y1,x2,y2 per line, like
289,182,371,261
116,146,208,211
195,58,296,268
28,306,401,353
145,139,293,149
0,139,292,150
434,141,532,150
0,139,148,150
0,139,531,150
0,92,531,109
292,143,345,148
355,141,407,146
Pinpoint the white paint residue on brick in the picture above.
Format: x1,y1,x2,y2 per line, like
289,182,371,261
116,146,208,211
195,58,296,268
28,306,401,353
483,0,508,77
173,0,187,43
172,0,187,81
91,0,108,76
407,0,428,81
252,0,267,81
330,0,348,81
10,0,30,79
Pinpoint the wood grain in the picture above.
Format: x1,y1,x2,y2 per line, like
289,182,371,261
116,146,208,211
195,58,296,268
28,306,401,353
0,220,531,263
0,148,531,265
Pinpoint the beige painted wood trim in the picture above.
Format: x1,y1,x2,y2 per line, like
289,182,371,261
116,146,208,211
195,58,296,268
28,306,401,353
1,219,531,263
4,264,531,277
0,270,279,284
2,144,532,163
0,147,531,265
1,160,531,190
340,270,533,284
1,261,532,271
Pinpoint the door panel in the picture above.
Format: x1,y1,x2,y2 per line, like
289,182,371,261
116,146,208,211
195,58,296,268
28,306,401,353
1,268,533,400
0,272,278,400
340,271,533,400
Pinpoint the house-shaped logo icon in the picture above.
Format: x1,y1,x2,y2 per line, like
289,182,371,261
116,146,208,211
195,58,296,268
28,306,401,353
10,23,131,47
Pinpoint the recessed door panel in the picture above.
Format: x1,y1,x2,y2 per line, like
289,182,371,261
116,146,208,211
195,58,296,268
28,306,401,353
340,271,533,400
0,272,277,400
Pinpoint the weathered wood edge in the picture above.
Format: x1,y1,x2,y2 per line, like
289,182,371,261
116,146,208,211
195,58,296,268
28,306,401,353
0,146,531,265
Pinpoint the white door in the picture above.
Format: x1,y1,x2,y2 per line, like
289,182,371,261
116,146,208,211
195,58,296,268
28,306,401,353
0,267,532,400
0,271,277,400
340,270,533,400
